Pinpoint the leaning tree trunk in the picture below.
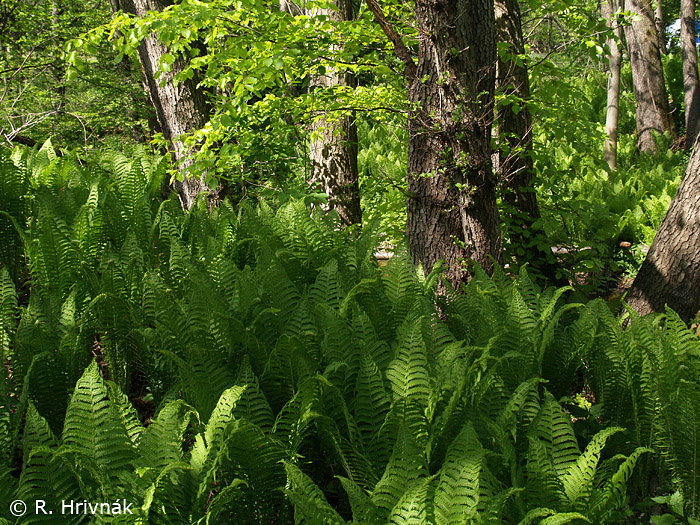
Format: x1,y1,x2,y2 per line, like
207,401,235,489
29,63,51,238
625,0,675,153
602,0,624,169
306,0,361,227
118,0,211,210
495,0,561,284
626,145,700,322
681,0,700,149
406,0,501,289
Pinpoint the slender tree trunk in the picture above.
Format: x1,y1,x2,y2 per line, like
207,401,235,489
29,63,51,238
50,0,65,134
279,0,302,15
626,145,700,322
405,0,501,289
495,0,560,283
306,0,361,226
625,0,675,153
119,0,212,210
655,0,666,54
681,0,700,149
603,0,623,169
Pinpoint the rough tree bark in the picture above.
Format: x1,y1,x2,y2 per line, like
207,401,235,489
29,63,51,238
117,0,212,210
495,0,561,284
368,0,501,289
681,0,700,149
602,0,623,169
306,0,362,226
625,0,675,153
626,145,700,322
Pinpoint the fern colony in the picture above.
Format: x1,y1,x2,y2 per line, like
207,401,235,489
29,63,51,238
0,143,699,523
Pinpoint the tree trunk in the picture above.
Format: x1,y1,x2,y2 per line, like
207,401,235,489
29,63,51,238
119,0,212,210
625,0,675,153
495,0,561,284
626,145,700,323
602,0,623,169
405,0,501,289
681,0,700,149
306,0,361,227
50,0,66,134
655,0,666,54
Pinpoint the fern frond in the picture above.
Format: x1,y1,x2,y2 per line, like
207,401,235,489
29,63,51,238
61,362,136,479
589,446,651,522
389,475,436,525
0,268,17,361
560,426,623,509
529,391,580,477
106,380,143,446
284,462,345,524
142,399,199,470
434,423,485,523
339,476,383,524
352,350,391,447
371,424,427,518
386,320,431,404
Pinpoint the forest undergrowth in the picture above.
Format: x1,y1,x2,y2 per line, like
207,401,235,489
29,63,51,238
1,143,700,524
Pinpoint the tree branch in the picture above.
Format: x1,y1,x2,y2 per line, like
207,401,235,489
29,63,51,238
364,0,416,80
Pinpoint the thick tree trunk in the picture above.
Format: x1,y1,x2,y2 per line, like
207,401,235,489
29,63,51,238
603,0,623,170
405,0,501,289
681,0,700,149
306,0,361,227
625,0,675,153
495,0,560,284
119,0,211,210
626,145,700,322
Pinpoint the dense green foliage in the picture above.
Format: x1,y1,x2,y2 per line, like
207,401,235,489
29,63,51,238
0,144,699,523
0,0,152,150
2,0,700,523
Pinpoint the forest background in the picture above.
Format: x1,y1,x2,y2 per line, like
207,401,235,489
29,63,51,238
2,0,700,523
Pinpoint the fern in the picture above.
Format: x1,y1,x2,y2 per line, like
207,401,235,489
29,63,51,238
284,462,345,524
434,423,486,523
61,361,136,479
385,319,431,404
371,424,427,518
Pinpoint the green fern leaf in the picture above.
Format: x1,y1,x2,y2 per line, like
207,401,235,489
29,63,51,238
518,508,590,524
372,424,427,517
434,423,485,523
61,362,136,479
560,426,623,509
339,476,383,524
352,350,391,447
386,320,431,404
106,380,143,446
284,462,345,524
0,268,17,361
141,400,199,470
589,446,651,521
530,391,580,477
389,475,436,525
